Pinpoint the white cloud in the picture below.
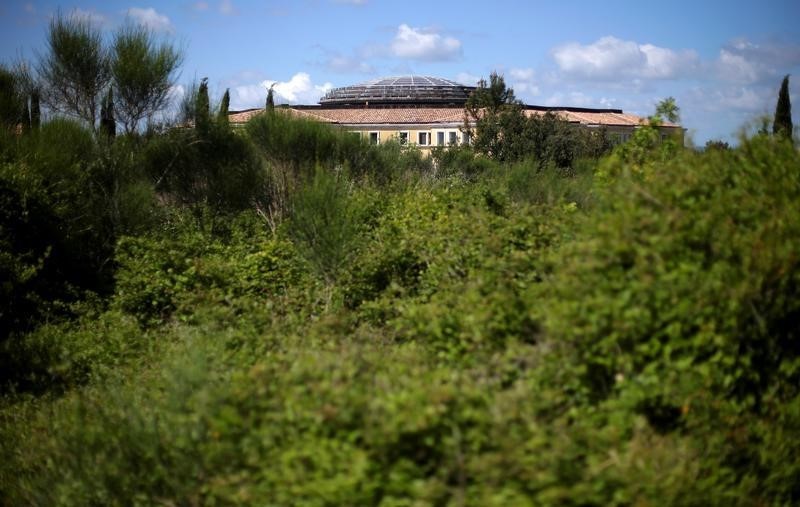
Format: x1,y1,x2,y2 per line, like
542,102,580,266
509,67,539,97
716,49,759,84
691,86,770,113
552,36,697,80
543,91,597,108
390,24,462,61
69,8,108,26
231,72,333,108
219,0,235,15
326,55,374,74
126,7,173,32
509,68,534,81
454,72,481,86
192,1,210,11
715,39,800,84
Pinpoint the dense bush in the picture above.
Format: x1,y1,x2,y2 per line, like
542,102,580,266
2,122,799,506
246,110,372,180
142,121,265,212
114,210,303,325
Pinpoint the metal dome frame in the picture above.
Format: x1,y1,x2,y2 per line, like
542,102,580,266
319,76,477,107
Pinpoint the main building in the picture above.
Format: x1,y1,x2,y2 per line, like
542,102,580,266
229,75,683,150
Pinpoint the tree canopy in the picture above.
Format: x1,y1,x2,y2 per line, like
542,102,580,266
110,23,183,134
37,12,110,129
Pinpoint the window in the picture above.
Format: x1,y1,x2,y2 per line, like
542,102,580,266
399,131,409,145
462,131,471,145
369,132,380,145
436,131,445,146
418,132,429,146
448,131,458,145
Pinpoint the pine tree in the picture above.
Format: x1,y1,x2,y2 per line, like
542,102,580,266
266,84,275,112
218,88,230,125
196,77,210,135
100,86,116,138
30,88,40,129
773,75,793,141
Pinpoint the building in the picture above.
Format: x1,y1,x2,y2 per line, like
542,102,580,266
228,75,683,150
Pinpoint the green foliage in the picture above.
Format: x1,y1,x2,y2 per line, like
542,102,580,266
37,11,110,128
29,88,40,129
0,65,25,129
655,96,680,124
542,136,800,410
773,74,793,141
0,119,157,387
99,85,116,138
464,74,611,165
266,83,275,111
1,107,799,506
195,77,210,135
432,144,496,179
110,23,183,134
142,114,265,212
218,88,230,125
247,110,364,178
704,139,730,151
114,211,301,325
288,168,367,285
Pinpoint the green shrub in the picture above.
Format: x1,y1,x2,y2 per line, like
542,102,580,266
504,157,596,208
143,123,266,213
288,168,368,285
541,136,800,407
432,144,497,180
114,211,302,325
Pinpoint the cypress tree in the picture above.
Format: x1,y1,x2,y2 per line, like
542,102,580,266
30,88,40,129
21,96,30,132
218,88,230,125
196,77,210,135
100,86,116,138
266,84,275,112
773,75,793,141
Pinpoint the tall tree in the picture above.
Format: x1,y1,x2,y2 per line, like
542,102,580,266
110,23,183,134
773,75,793,141
100,86,116,139
464,72,523,160
195,77,210,135
218,88,230,125
266,84,275,111
21,96,30,132
0,65,24,129
655,97,680,124
37,12,110,130
30,88,41,129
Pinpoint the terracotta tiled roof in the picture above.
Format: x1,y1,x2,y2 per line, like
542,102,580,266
230,106,679,129
524,109,680,128
228,108,265,123
297,107,466,125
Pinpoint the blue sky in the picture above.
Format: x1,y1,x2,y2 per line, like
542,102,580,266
2,0,799,144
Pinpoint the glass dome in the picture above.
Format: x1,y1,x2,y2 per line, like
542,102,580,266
319,76,477,106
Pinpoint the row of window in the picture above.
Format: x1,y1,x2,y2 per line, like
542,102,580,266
609,132,671,145
363,130,470,147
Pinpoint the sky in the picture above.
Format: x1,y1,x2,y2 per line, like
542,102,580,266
1,0,799,145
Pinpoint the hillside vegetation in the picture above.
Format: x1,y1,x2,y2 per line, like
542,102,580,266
1,109,799,505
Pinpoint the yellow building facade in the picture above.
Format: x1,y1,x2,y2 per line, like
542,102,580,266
228,76,683,149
